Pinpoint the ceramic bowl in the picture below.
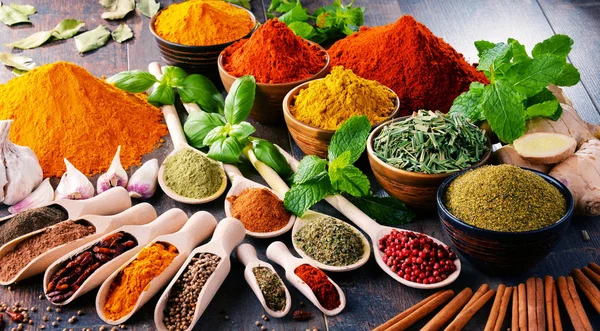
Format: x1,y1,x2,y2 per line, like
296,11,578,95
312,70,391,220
366,117,491,210
149,4,258,78
283,79,400,158
217,43,330,124
437,167,574,274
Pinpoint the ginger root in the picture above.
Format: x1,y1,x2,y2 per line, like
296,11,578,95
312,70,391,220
526,103,600,147
513,133,576,164
491,145,552,173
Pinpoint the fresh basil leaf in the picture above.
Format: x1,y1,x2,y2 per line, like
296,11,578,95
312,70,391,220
477,43,512,73
111,23,133,43
449,82,486,122
554,63,580,87
284,176,333,216
328,164,370,197
224,75,256,125
293,155,328,184
508,38,530,63
136,0,160,18
107,70,157,93
50,19,86,40
482,80,526,143
328,115,371,163
251,139,293,177
203,125,229,146
275,0,298,13
207,136,243,163
329,150,351,169
349,195,415,226
0,52,36,71
100,0,135,20
474,40,495,56
9,4,35,15
225,0,251,10
5,30,53,49
183,111,226,148
177,74,225,113
229,121,255,140
278,1,308,24
147,81,174,106
505,54,566,97
74,25,111,53
268,0,282,12
532,34,573,58
162,66,187,86
288,21,315,39
525,100,560,120
0,3,30,26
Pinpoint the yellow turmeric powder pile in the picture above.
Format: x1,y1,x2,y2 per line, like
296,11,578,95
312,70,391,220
0,62,167,177
154,0,255,46
103,242,179,320
290,66,397,130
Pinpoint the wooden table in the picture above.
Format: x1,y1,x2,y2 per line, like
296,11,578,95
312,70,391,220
1,0,599,330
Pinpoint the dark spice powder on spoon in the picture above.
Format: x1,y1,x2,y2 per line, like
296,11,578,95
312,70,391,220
0,206,68,247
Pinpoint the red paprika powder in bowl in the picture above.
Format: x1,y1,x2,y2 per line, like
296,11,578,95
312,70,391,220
218,19,329,124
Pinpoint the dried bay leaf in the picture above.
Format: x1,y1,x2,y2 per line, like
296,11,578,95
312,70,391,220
75,25,111,53
4,19,84,49
100,0,135,20
0,52,36,71
111,23,133,43
5,30,53,49
136,0,159,18
0,2,35,26
9,3,35,15
50,19,85,39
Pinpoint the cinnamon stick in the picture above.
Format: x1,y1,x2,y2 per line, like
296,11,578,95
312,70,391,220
566,276,592,331
387,290,454,331
518,283,527,331
572,268,600,314
493,286,513,331
374,291,444,331
511,286,518,331
552,283,562,331
535,278,546,331
557,276,587,331
526,277,537,331
460,283,490,313
484,284,505,331
589,262,600,275
582,266,600,287
544,276,554,331
421,288,473,331
445,289,495,331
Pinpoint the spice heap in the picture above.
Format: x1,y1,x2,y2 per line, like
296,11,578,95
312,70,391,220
294,264,340,310
154,0,254,46
103,242,179,321
291,66,396,130
0,220,95,282
379,230,457,284
0,206,68,247
0,62,167,177
46,231,138,303
444,165,567,232
252,266,286,312
294,216,365,266
328,15,488,116
163,253,221,330
227,188,290,233
221,19,327,84
162,149,224,200
373,110,488,174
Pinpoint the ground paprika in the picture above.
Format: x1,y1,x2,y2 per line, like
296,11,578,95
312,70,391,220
294,264,340,310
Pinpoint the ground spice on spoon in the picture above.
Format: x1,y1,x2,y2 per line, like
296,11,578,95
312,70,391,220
227,188,290,233
253,266,286,312
294,264,340,310
0,206,68,247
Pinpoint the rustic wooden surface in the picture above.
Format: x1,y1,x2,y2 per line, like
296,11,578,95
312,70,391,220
0,0,599,330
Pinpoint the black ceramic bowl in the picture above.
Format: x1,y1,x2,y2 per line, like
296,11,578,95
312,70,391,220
149,4,258,78
437,167,574,274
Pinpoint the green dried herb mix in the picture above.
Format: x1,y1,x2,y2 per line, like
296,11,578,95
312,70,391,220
162,149,223,199
444,165,566,232
252,266,286,311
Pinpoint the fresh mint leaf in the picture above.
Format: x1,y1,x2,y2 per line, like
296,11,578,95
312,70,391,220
203,125,229,146
449,82,486,122
274,0,297,13
183,111,226,148
207,136,243,163
505,54,565,97
526,88,556,106
107,70,157,93
251,139,293,177
229,121,255,140
328,115,371,163
482,80,526,143
288,21,315,39
147,81,174,106
293,155,328,184
474,40,495,56
177,74,225,114
532,34,573,58
224,75,256,125
508,38,530,63
349,195,415,226
268,0,282,12
525,100,560,120
328,164,370,197
278,1,308,24
477,43,512,73
554,63,580,86
284,176,333,216
329,150,351,169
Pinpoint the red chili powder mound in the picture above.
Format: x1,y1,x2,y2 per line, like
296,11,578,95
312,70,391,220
221,19,327,84
328,15,488,116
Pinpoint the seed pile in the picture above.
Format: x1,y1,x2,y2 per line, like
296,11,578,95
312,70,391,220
252,267,286,311
163,253,221,330
0,206,68,247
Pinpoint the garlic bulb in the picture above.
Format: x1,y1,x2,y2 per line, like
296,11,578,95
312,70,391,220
97,145,128,194
56,158,94,200
0,120,43,205
8,178,54,214
127,158,159,199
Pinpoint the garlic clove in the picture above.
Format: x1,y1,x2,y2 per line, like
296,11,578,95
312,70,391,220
126,158,159,199
8,178,54,214
97,145,128,194
55,158,94,200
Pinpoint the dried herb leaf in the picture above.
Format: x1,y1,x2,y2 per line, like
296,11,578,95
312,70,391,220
12,68,28,76
50,19,85,40
136,0,159,18
100,0,135,20
4,30,53,49
0,52,36,71
9,3,35,15
111,23,133,43
4,19,84,49
0,2,33,26
74,25,111,53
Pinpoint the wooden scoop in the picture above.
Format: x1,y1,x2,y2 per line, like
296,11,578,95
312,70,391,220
96,210,218,325
266,241,346,316
43,207,189,306
236,243,292,318
223,164,295,238
154,217,246,331
0,203,158,285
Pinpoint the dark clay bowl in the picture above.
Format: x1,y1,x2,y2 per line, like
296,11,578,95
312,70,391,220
149,4,258,78
437,167,574,274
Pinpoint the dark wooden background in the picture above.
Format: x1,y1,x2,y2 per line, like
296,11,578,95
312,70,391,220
0,0,599,330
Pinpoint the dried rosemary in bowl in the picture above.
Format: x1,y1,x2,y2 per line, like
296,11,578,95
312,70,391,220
373,110,488,174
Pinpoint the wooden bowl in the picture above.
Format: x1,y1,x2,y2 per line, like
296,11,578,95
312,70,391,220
437,168,574,274
366,117,492,210
283,79,400,158
149,4,258,78
217,43,330,124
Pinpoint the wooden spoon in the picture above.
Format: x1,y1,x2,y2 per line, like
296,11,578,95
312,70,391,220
266,241,346,316
236,243,292,318
154,217,246,331
0,203,158,285
223,164,295,238
43,207,189,306
96,210,218,325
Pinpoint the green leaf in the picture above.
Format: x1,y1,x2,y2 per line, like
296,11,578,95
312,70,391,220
111,23,133,43
0,3,30,26
177,74,225,113
284,177,333,216
74,25,111,53
207,136,243,163
136,0,160,18
329,150,351,169
268,0,282,12
11,68,28,76
183,111,226,148
0,52,36,71
229,121,255,140
147,81,174,106
532,34,573,58
251,139,293,177
508,38,530,63
505,54,565,97
554,63,580,86
107,70,157,93
278,1,308,24
161,66,187,86
349,195,415,226
224,75,256,124
524,100,560,120
9,4,35,15
448,82,486,122
525,89,562,121
274,0,298,13
50,19,85,40
4,18,84,49
288,21,315,39
100,0,135,20
477,43,512,73
203,125,229,146
225,0,251,10
328,164,370,197
5,30,53,49
293,155,328,184
328,115,371,163
474,40,495,56
482,80,526,143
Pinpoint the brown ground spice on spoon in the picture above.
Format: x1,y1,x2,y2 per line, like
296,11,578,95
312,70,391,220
227,188,290,233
